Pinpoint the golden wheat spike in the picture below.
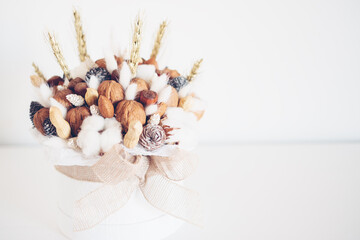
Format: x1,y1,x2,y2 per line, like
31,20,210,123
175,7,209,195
150,21,167,59
187,59,203,81
32,62,46,80
73,9,89,62
47,32,71,80
129,14,143,76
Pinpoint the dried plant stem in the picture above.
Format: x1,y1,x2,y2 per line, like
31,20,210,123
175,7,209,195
47,32,71,80
32,62,46,80
150,21,167,59
129,14,143,76
73,9,89,62
187,59,203,81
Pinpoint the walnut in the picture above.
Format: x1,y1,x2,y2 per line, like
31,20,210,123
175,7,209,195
53,89,73,109
115,100,146,132
66,107,91,136
97,80,124,105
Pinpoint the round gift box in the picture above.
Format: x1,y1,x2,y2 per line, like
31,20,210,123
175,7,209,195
56,170,183,240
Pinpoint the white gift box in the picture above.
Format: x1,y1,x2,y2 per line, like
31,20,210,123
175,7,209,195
56,169,183,240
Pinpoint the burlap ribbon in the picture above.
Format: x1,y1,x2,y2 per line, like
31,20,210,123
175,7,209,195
55,144,202,231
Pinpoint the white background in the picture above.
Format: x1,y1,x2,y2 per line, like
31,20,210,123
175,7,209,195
0,0,359,145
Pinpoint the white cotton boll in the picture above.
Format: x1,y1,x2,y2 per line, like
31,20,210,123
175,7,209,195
189,98,206,112
105,52,118,73
87,75,100,89
178,82,193,98
158,85,172,103
136,64,156,83
163,107,197,128
77,130,101,157
150,74,168,93
119,62,132,89
145,104,158,116
80,115,105,132
104,118,121,130
125,83,138,100
39,83,53,107
100,127,122,152
50,98,67,118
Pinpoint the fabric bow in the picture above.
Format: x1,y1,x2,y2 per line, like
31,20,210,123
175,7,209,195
55,144,203,231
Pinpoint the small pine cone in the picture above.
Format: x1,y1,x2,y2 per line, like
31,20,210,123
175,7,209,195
85,67,111,84
29,101,44,125
139,124,166,151
42,118,57,136
168,76,188,92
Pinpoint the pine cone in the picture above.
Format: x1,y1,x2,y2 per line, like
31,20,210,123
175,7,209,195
168,76,188,92
42,118,57,136
29,101,44,125
139,124,166,151
85,67,111,83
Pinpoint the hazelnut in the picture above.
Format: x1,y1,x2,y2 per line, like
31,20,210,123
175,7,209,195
115,100,146,132
53,89,73,109
97,80,124,105
47,76,64,87
66,107,91,136
68,77,84,91
74,82,88,97
33,108,49,135
139,90,158,106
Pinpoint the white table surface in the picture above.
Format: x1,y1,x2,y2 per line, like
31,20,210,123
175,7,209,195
0,143,359,240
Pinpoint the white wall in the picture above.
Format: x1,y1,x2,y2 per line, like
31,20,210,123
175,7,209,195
0,0,359,145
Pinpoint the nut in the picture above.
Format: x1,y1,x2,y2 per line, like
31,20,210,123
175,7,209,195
68,77,84,91
49,106,71,139
30,75,46,87
130,78,149,92
115,100,146,132
97,80,124,105
166,86,179,107
66,107,91,136
33,108,49,135
111,69,119,82
53,89,73,109
74,82,88,97
85,88,99,106
139,90,158,106
98,95,114,118
123,121,143,149
95,58,106,68
156,102,167,117
47,76,64,87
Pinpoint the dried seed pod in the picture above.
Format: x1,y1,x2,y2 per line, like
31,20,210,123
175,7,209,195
168,76,188,92
157,67,180,79
53,89,73,109
97,80,124,105
139,90,158,106
123,121,143,149
47,76,64,87
98,95,114,118
142,57,158,69
50,106,71,139
66,107,91,136
85,67,111,84
30,75,46,87
29,101,44,125
85,88,99,106
139,124,166,151
115,100,146,132
74,82,88,97
33,108,50,135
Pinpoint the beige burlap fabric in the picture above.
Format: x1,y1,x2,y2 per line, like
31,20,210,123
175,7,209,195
55,144,202,231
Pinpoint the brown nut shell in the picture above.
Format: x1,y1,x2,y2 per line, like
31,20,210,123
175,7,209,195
156,102,167,117
142,57,158,69
97,80,124,105
33,108,49,135
74,82,88,97
115,100,146,132
53,89,73,109
66,107,91,136
166,86,179,107
95,58,106,68
98,95,114,118
68,77,84,91
47,76,64,87
139,90,158,106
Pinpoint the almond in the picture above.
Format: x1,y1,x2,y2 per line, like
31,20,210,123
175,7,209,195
98,95,114,118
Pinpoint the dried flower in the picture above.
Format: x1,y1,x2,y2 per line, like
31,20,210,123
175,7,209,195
66,94,85,107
